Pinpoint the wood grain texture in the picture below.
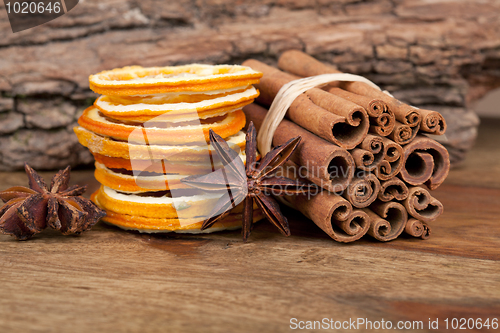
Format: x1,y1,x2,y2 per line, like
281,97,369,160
0,119,500,332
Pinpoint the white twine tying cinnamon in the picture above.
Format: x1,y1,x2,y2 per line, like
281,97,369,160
257,73,385,155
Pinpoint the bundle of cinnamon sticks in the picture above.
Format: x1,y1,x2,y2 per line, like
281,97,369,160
243,50,450,242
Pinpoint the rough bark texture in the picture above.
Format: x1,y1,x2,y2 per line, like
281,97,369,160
1,0,498,170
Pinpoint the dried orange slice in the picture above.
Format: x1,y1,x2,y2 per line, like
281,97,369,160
95,185,257,221
94,152,248,192
93,153,214,174
73,126,246,161
89,64,263,96
104,101,252,123
122,84,250,101
94,86,258,118
94,162,187,192
95,185,224,219
78,107,246,144
92,151,255,175
92,190,264,233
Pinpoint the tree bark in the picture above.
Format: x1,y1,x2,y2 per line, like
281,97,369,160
0,0,498,170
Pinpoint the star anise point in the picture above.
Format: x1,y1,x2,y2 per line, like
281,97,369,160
181,121,316,241
0,164,106,240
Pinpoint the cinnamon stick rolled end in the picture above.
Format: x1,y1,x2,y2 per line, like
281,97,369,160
288,192,369,243
374,137,404,181
323,151,355,192
343,173,381,208
400,135,450,190
330,112,369,150
378,178,409,202
389,121,418,145
352,134,385,172
405,110,422,128
404,218,425,238
365,213,391,239
401,151,435,185
361,134,384,154
370,108,395,137
364,201,407,242
403,186,444,222
331,209,370,240
368,100,387,118
417,108,447,135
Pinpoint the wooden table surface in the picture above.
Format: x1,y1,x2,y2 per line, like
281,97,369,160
1,119,499,333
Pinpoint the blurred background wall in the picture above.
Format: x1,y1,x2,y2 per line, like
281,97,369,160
475,89,500,118
1,0,499,170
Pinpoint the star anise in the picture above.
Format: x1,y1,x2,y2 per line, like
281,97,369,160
0,164,106,240
181,122,315,241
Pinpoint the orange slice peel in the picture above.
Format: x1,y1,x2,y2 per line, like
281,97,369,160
91,189,263,233
94,86,258,117
78,107,246,144
94,151,249,192
89,64,263,96
73,126,246,161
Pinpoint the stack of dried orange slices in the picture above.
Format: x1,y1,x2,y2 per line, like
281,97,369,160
74,64,264,233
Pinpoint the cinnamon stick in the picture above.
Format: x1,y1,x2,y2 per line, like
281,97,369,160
378,178,409,202
362,200,408,241
242,59,369,150
388,120,419,145
417,108,447,135
351,134,403,180
342,172,381,208
374,136,404,181
278,50,422,127
405,218,424,237
399,135,450,190
277,163,370,242
278,50,340,77
243,103,355,192
404,218,431,240
326,87,384,118
285,191,370,243
351,134,403,182
326,87,395,136
371,112,396,137
351,134,384,172
403,186,444,222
